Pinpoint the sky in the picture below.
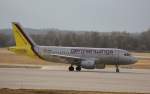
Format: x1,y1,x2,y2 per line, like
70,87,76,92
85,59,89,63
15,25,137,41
0,0,150,32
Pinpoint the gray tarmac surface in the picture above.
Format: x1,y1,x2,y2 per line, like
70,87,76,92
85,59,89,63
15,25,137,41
0,66,150,93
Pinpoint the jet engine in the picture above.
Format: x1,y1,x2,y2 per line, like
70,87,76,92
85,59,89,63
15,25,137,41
81,60,95,69
80,59,106,69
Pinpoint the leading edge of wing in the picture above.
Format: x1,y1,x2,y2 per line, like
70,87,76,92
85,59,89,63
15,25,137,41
50,54,82,60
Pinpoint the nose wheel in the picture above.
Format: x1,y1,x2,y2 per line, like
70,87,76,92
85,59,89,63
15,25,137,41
116,64,120,73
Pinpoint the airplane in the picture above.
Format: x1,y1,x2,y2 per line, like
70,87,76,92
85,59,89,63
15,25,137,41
8,22,138,72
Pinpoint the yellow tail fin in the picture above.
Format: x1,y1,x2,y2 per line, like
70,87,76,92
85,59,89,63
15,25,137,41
12,22,36,47
9,22,39,58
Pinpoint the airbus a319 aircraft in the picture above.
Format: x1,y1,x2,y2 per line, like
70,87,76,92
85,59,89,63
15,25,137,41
8,22,137,72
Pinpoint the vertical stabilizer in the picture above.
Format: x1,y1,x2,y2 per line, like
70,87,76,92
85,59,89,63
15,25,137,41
9,22,41,59
12,22,36,47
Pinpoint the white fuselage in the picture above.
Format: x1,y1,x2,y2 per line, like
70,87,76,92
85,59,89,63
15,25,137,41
35,46,136,65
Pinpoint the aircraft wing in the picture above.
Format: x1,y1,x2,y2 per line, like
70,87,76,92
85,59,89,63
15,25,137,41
49,54,84,64
50,54,81,59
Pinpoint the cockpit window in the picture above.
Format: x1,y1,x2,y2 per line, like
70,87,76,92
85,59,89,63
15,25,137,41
124,53,131,56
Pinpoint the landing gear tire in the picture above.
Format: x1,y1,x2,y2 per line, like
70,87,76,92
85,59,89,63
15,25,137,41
115,65,120,73
116,68,119,72
69,66,74,71
76,66,81,71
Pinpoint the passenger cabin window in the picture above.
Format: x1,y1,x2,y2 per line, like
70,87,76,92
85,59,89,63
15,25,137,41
124,53,131,56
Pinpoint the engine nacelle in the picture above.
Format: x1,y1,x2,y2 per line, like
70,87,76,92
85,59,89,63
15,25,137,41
81,60,95,69
81,59,106,69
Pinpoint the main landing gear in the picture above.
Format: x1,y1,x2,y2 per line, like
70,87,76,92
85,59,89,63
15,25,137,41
115,64,120,73
68,65,81,71
69,66,74,71
76,66,81,71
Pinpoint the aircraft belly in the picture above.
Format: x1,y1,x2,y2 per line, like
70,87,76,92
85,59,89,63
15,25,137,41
97,56,116,65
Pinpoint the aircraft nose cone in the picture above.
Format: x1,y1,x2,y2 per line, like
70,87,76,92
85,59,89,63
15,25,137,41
131,57,138,64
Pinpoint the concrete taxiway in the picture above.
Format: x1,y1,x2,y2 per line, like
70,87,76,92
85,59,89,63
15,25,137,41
0,66,150,93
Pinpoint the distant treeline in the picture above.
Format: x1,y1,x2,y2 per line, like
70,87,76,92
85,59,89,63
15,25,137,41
0,29,150,51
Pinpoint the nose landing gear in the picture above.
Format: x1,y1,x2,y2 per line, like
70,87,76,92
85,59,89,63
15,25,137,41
115,64,120,73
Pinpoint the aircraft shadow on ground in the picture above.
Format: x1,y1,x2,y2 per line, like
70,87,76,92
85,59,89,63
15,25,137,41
44,69,149,75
